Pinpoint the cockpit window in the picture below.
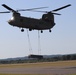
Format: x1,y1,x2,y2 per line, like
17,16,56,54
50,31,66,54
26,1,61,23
11,17,14,20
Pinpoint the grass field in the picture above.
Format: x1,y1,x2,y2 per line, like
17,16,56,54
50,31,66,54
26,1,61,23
0,74,76,75
2,74,75,75
0,73,76,75
0,60,76,68
0,60,76,75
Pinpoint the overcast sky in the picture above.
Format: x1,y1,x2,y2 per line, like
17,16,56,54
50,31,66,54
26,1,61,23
0,0,76,59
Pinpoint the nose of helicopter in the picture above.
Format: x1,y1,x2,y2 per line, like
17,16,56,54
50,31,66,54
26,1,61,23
8,20,13,25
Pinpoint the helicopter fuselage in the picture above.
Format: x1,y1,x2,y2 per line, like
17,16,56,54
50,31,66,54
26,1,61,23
8,15,55,31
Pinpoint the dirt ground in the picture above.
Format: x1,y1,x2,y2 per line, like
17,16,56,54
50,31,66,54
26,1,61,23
0,60,76,75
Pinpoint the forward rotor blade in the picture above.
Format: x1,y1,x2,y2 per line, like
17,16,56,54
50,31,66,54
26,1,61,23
52,4,71,12
24,10,48,13
2,4,16,12
0,11,10,13
0,6,48,14
17,7,48,11
25,10,61,15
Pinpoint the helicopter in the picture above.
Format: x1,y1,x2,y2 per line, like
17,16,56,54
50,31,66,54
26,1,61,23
0,4,71,33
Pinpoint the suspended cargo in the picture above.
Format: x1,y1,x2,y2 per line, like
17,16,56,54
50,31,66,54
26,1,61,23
28,54,43,59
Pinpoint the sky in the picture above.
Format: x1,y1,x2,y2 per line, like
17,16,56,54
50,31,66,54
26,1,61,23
0,0,76,59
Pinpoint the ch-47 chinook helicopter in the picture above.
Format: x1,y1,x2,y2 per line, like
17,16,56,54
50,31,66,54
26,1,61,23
0,4,71,33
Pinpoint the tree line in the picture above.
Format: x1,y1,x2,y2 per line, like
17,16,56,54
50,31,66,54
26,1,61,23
0,54,76,64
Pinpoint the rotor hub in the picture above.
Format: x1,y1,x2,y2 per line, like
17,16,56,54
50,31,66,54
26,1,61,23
12,12,21,17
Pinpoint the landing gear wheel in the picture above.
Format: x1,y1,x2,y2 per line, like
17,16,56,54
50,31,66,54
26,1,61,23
41,30,43,33
29,29,32,31
49,30,51,32
21,29,24,32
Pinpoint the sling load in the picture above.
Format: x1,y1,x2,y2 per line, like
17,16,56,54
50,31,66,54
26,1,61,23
27,30,43,59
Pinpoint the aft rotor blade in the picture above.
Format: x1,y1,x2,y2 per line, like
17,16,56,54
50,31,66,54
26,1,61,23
52,4,71,12
2,4,16,12
52,13,61,15
17,7,48,11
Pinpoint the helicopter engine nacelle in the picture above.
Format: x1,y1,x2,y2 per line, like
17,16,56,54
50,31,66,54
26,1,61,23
42,12,54,24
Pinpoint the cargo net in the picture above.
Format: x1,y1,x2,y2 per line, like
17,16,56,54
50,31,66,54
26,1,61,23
27,30,43,59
